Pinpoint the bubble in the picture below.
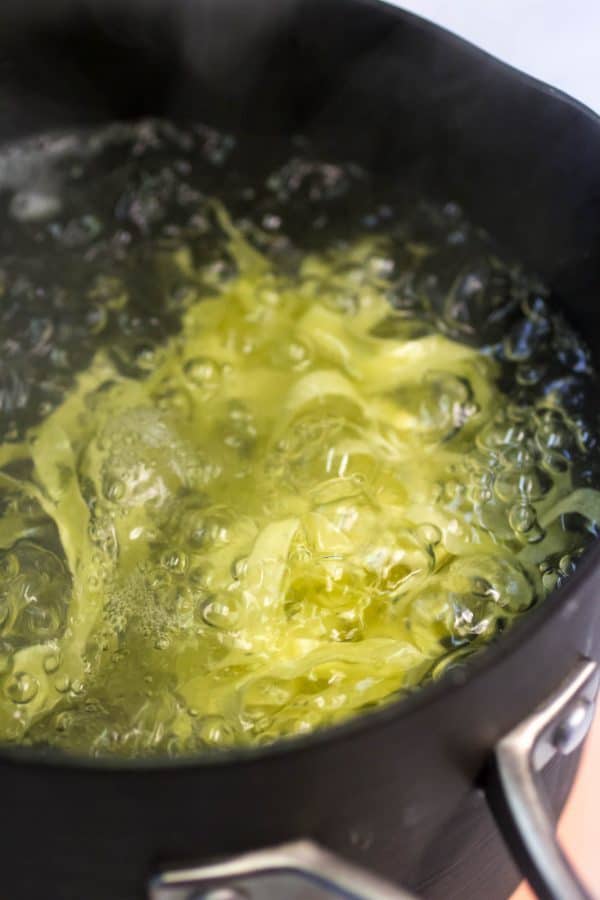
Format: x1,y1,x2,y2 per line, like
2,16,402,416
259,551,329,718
183,356,221,387
54,675,71,693
55,712,73,732
196,715,236,747
506,397,531,423
502,446,533,469
441,260,521,341
5,671,39,704
526,523,545,544
20,603,62,639
188,514,230,550
502,425,528,446
231,556,248,580
543,376,588,414
199,595,239,629
503,317,549,362
494,469,520,504
160,549,188,575
476,421,507,452
43,654,60,674
558,554,577,579
0,544,71,646
133,343,157,371
509,502,536,535
103,478,126,503
535,417,574,456
541,451,570,475
516,364,546,387
472,485,493,504
541,568,559,593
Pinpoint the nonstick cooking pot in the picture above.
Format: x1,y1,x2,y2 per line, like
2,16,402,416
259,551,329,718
1,1,600,899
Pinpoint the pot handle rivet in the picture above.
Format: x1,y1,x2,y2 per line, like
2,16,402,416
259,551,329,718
553,697,594,757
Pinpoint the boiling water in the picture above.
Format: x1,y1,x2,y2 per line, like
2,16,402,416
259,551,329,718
0,120,598,757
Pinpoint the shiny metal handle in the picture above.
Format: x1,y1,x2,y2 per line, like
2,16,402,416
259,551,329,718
486,658,599,900
150,659,599,900
149,839,415,899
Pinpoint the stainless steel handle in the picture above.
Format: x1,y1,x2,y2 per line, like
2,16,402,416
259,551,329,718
486,658,599,900
150,659,599,900
149,839,416,900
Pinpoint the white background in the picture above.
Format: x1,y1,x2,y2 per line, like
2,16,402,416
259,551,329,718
388,0,600,114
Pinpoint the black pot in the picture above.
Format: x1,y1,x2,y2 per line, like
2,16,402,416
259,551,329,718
0,2,599,899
